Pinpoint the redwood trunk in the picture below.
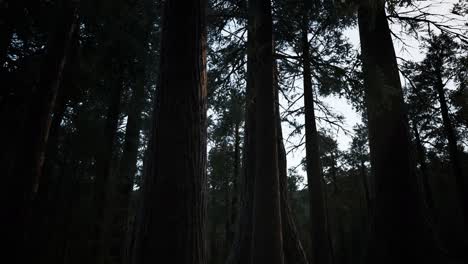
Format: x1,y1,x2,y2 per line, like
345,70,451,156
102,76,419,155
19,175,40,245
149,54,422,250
138,1,208,263
250,0,284,263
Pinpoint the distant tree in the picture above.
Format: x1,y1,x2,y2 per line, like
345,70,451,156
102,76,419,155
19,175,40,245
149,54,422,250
300,5,332,264
404,34,467,222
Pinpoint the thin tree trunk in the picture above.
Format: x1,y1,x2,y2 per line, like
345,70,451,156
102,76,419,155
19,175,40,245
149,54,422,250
228,121,241,246
103,69,145,264
34,88,68,264
434,72,467,221
225,11,256,264
300,13,331,264
138,0,208,263
359,160,371,213
95,64,124,263
27,1,80,200
275,66,309,264
411,120,435,212
250,0,284,262
357,2,437,263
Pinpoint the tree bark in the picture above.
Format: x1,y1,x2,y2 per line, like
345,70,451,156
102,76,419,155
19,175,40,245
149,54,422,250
250,0,284,263
357,2,437,263
300,13,331,264
137,1,208,263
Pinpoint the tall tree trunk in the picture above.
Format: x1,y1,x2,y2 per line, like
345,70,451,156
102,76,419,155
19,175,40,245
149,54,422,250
250,0,284,263
300,13,331,264
26,0,79,200
103,69,145,264
138,0,208,263
411,120,435,212
275,67,309,264
228,121,241,246
357,2,437,263
434,71,467,221
225,121,241,259
359,160,371,213
34,88,68,264
225,11,256,264
95,64,124,263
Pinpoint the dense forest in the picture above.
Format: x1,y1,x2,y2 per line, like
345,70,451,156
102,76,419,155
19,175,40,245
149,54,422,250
1,0,468,263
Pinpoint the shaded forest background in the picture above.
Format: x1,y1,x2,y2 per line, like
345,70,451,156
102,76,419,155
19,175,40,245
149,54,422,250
1,0,468,264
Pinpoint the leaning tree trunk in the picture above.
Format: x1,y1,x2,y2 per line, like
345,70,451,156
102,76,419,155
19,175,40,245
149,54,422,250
357,2,438,263
137,1,208,263
1,1,79,262
300,13,331,264
250,0,284,263
434,70,467,222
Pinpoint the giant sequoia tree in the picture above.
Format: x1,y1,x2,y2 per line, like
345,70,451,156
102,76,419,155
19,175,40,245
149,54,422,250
136,1,208,263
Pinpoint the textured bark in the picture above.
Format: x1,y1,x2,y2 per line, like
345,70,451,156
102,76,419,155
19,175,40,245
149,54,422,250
357,3,437,263
250,0,284,263
137,1,208,263
300,14,331,264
